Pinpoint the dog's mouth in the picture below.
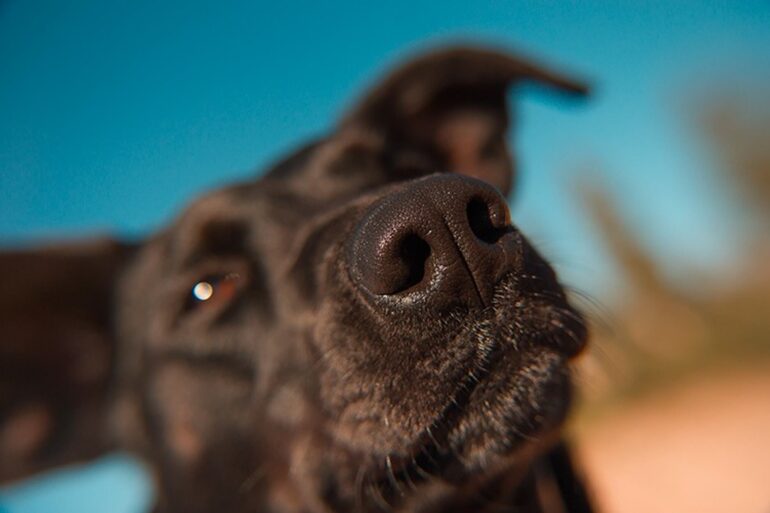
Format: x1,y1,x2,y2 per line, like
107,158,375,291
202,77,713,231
365,272,587,495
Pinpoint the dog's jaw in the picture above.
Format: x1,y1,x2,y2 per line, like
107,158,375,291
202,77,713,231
302,262,587,511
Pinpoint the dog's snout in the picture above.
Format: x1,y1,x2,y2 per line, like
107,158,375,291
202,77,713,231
348,174,519,307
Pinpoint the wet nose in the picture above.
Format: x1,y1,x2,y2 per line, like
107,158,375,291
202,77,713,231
348,174,520,307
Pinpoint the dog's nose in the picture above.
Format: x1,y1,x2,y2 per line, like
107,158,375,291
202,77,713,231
348,174,520,307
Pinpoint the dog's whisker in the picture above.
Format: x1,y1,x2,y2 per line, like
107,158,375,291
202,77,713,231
410,453,433,480
385,455,405,498
564,285,617,332
237,466,265,494
400,463,419,492
354,464,368,513
367,476,393,512
425,426,445,454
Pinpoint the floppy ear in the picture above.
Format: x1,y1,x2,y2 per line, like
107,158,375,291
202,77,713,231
341,46,589,197
0,238,136,482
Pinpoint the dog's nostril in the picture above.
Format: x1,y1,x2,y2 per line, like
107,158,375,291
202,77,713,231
391,233,431,294
350,175,516,302
466,196,509,244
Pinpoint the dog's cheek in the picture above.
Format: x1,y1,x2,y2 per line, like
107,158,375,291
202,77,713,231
0,403,53,467
147,363,255,476
311,284,464,455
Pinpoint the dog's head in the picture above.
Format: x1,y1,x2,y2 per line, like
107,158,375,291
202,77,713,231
0,47,589,512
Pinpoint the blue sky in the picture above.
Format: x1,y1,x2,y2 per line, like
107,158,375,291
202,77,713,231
0,1,768,510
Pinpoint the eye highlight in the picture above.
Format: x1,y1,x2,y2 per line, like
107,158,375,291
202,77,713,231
192,281,215,301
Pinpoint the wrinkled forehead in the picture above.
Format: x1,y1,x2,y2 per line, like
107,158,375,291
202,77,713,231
166,134,396,254
160,182,297,266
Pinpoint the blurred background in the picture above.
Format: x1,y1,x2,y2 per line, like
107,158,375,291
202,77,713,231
1,1,768,512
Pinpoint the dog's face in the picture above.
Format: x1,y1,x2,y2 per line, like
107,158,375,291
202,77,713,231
0,47,589,513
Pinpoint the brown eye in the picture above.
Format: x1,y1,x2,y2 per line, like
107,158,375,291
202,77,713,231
189,273,242,309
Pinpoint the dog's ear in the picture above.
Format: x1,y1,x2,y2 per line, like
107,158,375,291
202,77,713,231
341,46,589,197
0,238,136,482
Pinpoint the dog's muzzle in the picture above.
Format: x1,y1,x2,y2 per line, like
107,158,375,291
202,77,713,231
348,173,521,310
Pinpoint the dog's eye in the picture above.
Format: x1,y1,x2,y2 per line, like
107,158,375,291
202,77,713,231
188,273,242,310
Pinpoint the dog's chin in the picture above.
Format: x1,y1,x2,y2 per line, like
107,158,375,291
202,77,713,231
365,285,584,489
332,268,586,495
366,327,572,488
359,348,574,498
444,348,574,474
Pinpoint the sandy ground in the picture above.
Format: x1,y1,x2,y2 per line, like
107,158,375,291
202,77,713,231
575,367,770,513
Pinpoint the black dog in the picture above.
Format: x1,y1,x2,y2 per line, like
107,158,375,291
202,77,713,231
0,46,591,513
